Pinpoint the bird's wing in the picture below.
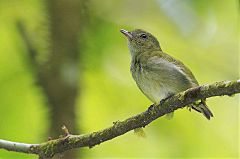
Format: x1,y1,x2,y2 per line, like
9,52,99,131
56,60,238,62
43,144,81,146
143,50,199,86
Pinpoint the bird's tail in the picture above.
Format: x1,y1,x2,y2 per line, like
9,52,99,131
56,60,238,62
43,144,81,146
191,99,213,120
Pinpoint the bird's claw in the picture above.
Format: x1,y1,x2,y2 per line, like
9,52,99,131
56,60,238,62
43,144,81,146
147,104,154,112
160,94,174,105
160,98,167,105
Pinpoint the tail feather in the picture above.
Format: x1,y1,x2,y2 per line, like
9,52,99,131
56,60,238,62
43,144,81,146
191,99,213,120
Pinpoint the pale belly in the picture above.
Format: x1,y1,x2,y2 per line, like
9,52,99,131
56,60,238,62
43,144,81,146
131,63,194,104
134,72,175,104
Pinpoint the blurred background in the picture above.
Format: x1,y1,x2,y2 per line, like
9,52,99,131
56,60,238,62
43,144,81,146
0,0,239,158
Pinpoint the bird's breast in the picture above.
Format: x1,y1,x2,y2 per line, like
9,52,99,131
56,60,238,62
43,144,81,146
130,57,195,104
131,61,171,103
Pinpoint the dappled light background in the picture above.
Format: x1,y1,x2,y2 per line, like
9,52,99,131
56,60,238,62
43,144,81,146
0,0,239,158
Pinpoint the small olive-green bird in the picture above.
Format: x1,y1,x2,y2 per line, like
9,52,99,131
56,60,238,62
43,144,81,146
120,29,213,120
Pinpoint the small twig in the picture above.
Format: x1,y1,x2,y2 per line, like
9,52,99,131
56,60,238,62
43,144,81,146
61,125,70,136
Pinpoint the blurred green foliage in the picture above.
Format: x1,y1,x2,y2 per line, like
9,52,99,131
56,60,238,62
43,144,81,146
0,0,239,158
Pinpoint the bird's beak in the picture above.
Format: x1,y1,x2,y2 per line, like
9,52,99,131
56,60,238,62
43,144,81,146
120,29,133,40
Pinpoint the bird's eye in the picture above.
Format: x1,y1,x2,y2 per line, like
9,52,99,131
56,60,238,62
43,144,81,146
140,34,147,39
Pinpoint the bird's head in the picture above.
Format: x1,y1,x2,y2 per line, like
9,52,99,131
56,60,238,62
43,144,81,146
120,29,161,57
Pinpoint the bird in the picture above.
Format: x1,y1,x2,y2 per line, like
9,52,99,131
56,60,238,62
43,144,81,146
120,29,213,120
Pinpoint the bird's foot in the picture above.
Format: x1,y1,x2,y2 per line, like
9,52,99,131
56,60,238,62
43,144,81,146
160,94,174,105
147,104,155,112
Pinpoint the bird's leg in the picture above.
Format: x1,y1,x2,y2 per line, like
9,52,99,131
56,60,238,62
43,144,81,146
148,93,175,113
160,93,175,105
147,104,155,112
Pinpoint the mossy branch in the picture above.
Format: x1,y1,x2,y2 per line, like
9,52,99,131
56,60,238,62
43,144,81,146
0,80,239,158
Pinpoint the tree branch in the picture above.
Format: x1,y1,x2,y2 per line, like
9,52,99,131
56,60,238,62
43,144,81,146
0,140,37,153
0,80,239,158
16,21,39,68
